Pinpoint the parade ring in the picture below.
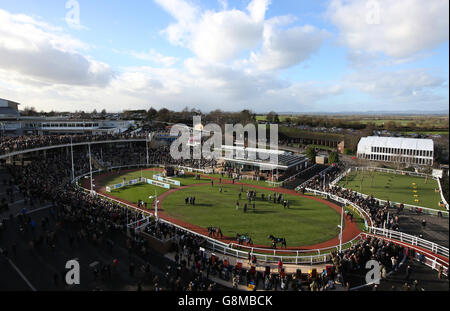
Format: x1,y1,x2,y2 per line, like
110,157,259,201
84,167,362,251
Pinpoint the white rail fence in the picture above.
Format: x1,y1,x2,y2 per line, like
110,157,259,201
330,168,351,186
305,188,373,229
72,170,366,264
305,188,449,258
355,166,432,178
436,177,449,210
369,227,449,258
72,165,449,269
363,232,448,276
330,166,449,216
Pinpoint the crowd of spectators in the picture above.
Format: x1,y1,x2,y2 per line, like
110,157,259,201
331,235,425,290
0,135,446,291
300,164,398,230
137,219,348,291
0,133,148,156
0,145,223,290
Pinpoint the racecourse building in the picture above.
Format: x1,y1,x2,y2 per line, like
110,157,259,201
221,145,309,174
357,136,434,166
0,97,135,136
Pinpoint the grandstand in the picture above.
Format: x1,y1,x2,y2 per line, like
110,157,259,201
357,136,434,166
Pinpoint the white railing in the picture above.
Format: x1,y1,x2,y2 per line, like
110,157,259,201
305,188,373,229
72,170,365,264
72,166,449,268
305,188,449,260
176,166,213,174
336,167,449,217
363,232,448,275
206,234,366,265
355,166,432,178
306,185,449,275
330,168,351,186
436,177,449,210
368,227,449,258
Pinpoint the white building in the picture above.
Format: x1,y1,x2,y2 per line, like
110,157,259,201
0,97,136,136
357,136,434,166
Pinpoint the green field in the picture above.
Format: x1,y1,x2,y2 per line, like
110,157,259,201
401,131,449,136
96,169,213,205
96,169,345,247
338,171,445,210
207,173,276,187
161,183,341,246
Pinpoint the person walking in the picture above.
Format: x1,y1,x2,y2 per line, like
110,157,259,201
405,265,412,281
438,266,444,280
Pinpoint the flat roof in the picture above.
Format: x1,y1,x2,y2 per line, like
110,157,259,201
221,145,307,169
358,136,434,151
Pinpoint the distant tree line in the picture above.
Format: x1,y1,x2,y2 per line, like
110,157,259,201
145,107,257,126
261,113,449,132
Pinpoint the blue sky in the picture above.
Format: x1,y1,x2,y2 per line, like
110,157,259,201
0,0,448,113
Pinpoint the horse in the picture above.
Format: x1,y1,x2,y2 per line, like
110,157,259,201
208,227,223,238
268,235,286,249
236,233,253,246
346,212,354,222
207,227,217,238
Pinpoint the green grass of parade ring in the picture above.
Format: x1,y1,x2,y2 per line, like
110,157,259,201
338,170,445,210
96,169,213,206
96,169,343,247
161,183,342,246
207,173,277,187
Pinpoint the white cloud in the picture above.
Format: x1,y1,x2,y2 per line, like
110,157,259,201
190,7,264,62
345,69,447,108
154,0,200,46
155,0,328,70
327,0,449,59
156,0,269,62
251,21,329,71
0,6,446,114
0,9,112,87
124,49,179,67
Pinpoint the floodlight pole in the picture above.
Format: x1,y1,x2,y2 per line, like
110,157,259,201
70,136,75,181
339,205,344,252
154,190,158,220
146,135,149,167
385,211,390,229
89,143,93,195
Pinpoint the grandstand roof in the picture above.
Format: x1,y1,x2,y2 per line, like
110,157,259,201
221,145,307,170
358,136,434,151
